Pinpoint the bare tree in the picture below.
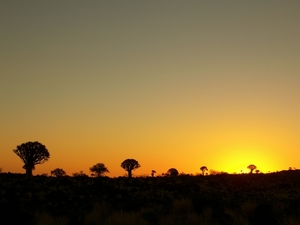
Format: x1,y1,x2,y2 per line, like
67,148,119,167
90,163,109,177
200,166,208,175
51,168,66,177
121,159,140,178
13,141,50,177
167,168,179,177
247,164,257,174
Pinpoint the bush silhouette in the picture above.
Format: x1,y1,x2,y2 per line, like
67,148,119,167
167,168,179,177
72,171,88,177
13,141,50,177
121,159,140,178
50,168,66,177
90,163,109,177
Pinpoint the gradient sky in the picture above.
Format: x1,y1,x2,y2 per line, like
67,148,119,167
1,1,299,177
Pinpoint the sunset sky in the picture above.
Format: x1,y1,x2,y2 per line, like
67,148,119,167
1,1,299,177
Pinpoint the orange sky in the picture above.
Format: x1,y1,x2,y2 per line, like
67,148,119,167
1,1,299,177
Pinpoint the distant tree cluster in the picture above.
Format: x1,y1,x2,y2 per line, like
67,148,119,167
12,141,262,178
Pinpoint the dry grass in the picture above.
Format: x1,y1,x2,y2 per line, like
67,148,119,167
84,202,111,224
35,212,67,225
240,201,257,217
36,199,300,225
103,211,149,225
173,198,193,213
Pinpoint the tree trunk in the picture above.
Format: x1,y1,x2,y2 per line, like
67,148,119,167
25,167,33,177
128,170,132,178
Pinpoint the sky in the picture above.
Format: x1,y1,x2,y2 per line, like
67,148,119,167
1,1,299,177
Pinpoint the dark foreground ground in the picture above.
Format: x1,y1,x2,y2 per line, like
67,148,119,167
1,171,300,225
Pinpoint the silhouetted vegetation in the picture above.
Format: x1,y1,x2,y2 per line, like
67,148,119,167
72,171,88,177
247,164,257,174
50,168,66,177
200,166,208,175
151,170,156,177
167,168,179,177
121,159,140,178
5,141,300,224
1,170,300,225
89,163,109,177
13,141,50,177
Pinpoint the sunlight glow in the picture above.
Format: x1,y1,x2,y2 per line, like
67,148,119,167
215,145,276,174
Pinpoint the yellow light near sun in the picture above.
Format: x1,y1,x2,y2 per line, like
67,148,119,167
216,145,275,174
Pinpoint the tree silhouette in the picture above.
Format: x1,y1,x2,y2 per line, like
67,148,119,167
13,141,50,177
90,163,109,177
200,166,208,175
121,159,140,178
255,169,260,174
50,168,66,177
151,170,156,177
167,168,179,177
72,171,88,177
247,164,257,174
209,169,219,175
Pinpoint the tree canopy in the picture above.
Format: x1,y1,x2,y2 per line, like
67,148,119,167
13,141,50,177
151,170,156,177
121,159,140,178
247,164,257,174
200,166,208,175
51,168,66,177
167,168,179,177
90,163,109,177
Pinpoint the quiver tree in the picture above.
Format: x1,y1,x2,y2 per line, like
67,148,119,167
247,164,257,174
167,168,179,177
13,141,50,177
200,166,208,175
151,170,156,177
51,168,66,177
90,163,109,177
121,159,140,178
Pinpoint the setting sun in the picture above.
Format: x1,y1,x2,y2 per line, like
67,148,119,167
211,144,279,174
